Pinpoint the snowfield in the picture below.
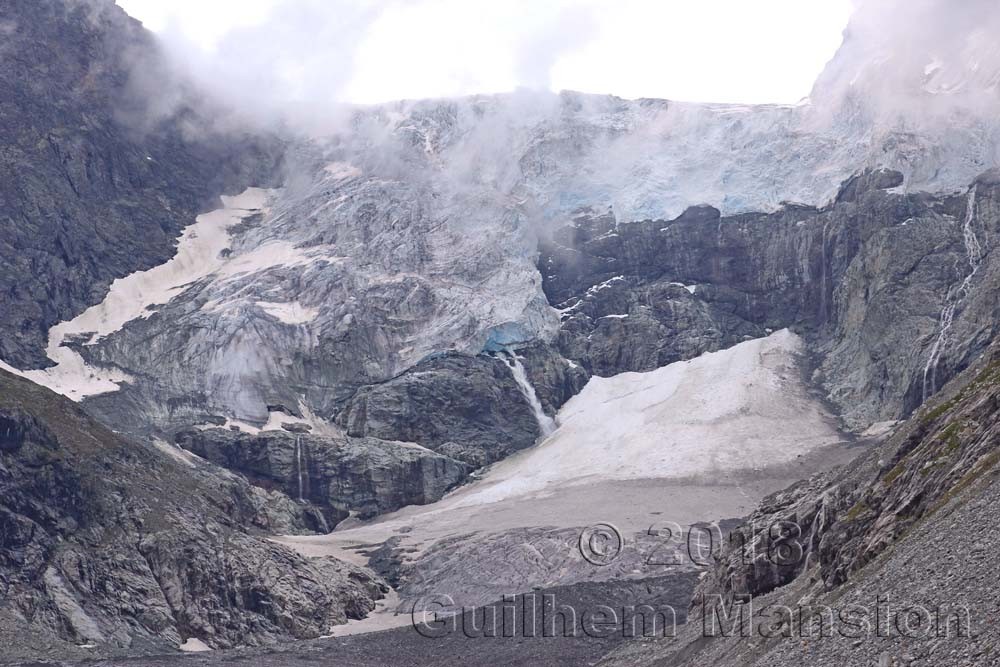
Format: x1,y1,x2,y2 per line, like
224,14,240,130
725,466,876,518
455,329,841,506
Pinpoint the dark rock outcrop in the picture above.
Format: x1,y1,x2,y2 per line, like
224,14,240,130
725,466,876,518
176,428,470,524
0,369,387,661
0,407,56,453
541,169,1000,429
0,0,284,368
336,352,550,467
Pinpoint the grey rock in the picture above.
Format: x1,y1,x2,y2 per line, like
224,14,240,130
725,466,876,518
0,0,284,368
515,341,590,417
336,352,548,467
540,170,1000,429
0,369,387,660
176,427,470,524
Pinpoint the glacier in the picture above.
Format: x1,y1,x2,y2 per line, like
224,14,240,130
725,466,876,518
5,0,1000,435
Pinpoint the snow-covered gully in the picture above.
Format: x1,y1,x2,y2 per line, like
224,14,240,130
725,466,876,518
0,188,275,400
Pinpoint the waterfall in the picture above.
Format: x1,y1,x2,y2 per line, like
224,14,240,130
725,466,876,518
801,496,829,571
923,186,983,401
819,218,832,326
504,354,558,438
295,435,305,502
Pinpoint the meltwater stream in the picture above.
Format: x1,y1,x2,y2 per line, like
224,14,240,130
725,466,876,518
504,354,558,438
295,435,305,502
923,185,985,401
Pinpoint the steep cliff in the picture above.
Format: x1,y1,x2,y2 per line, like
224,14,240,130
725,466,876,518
541,169,1000,429
0,0,283,368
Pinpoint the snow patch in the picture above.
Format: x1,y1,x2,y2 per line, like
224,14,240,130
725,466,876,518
669,282,698,294
586,276,625,297
0,188,272,401
179,638,212,653
262,410,311,432
214,241,328,280
256,301,320,325
862,420,900,438
222,418,262,435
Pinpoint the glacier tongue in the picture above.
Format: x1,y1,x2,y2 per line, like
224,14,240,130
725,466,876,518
10,0,1000,427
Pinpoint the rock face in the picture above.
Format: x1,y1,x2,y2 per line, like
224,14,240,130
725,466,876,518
164,347,584,526
336,351,567,467
513,342,591,418
0,369,387,661
176,427,470,525
0,0,284,368
5,0,1000,465
540,169,1000,429
601,338,1000,667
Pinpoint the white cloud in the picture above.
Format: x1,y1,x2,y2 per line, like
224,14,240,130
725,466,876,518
116,0,853,106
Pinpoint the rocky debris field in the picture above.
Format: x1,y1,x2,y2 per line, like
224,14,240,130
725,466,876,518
56,574,700,667
601,338,1000,666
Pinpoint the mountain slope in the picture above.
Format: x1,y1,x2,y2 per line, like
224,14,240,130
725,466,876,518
5,0,1000,451
0,0,283,368
0,369,386,661
600,337,1000,666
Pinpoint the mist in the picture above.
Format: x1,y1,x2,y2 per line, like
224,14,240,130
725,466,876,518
111,0,1000,221
116,0,859,138
118,0,606,137
812,0,1000,123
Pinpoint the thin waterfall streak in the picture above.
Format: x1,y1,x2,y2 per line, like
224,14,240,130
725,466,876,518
819,219,830,326
295,435,305,502
922,186,982,402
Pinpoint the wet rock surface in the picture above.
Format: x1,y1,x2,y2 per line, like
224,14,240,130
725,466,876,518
541,170,1000,429
176,427,469,526
335,351,561,468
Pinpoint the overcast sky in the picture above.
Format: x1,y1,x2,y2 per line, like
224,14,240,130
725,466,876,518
116,0,855,106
